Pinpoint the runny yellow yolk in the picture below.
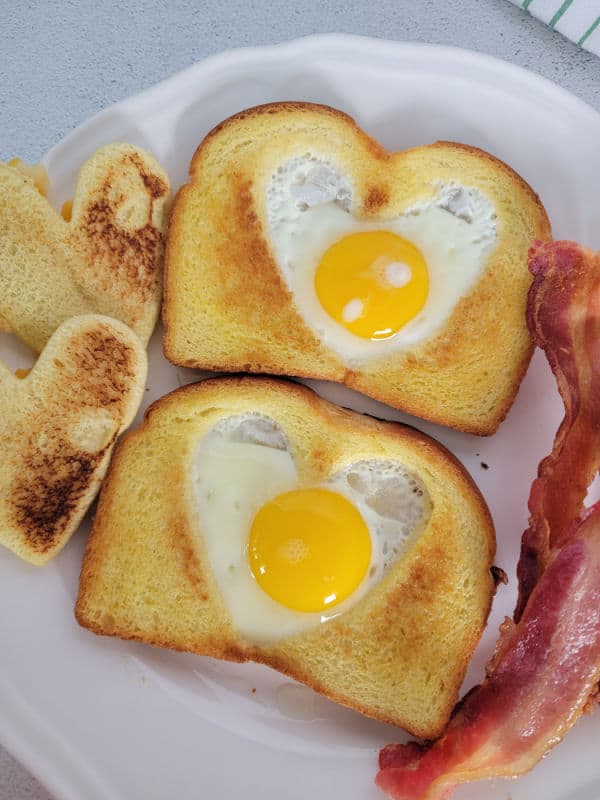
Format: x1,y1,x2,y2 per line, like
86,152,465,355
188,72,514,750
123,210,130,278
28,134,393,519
314,230,429,340
248,487,371,613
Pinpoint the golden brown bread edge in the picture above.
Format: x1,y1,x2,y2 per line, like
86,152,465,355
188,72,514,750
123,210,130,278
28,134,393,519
75,376,496,737
0,143,170,353
162,102,552,436
0,315,147,564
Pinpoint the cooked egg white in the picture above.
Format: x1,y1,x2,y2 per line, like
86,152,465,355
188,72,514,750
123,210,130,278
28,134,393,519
265,155,498,363
191,414,431,643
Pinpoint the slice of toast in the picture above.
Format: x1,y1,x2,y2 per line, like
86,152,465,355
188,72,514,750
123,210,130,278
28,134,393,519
163,102,551,435
0,315,147,564
0,144,170,353
76,376,496,738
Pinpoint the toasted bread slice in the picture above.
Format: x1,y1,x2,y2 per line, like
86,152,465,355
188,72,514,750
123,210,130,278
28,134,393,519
0,315,147,564
163,102,551,435
0,144,170,353
76,376,495,737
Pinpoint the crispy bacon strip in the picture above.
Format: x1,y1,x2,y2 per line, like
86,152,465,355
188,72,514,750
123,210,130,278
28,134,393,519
377,506,600,800
376,241,600,800
517,241,600,617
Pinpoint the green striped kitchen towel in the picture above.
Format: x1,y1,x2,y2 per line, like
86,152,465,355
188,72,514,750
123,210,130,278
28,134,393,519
510,0,600,55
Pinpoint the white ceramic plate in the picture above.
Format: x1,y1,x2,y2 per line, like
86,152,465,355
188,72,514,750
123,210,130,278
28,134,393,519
2,34,600,800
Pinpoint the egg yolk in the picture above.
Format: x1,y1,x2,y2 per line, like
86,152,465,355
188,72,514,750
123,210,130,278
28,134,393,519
248,487,371,613
314,230,429,340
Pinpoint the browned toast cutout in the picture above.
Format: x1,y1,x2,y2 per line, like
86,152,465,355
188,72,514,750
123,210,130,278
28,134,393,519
0,315,147,564
0,144,170,352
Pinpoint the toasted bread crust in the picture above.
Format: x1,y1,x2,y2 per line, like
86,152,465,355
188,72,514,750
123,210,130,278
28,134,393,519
163,102,551,435
0,315,147,564
76,376,496,737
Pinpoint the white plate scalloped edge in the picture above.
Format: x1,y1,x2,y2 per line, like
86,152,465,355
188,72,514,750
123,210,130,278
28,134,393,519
2,33,600,800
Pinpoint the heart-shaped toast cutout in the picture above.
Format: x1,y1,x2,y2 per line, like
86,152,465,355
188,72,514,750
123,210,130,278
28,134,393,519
0,144,170,353
0,315,147,564
75,376,495,738
164,102,551,434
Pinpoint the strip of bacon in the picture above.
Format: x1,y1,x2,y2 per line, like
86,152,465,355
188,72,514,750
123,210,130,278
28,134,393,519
517,241,600,618
376,241,600,800
377,505,600,800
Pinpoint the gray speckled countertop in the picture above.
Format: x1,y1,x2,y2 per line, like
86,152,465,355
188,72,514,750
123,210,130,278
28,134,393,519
1,0,599,797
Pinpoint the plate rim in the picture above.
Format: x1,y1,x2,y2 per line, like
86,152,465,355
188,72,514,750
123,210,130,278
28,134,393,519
43,32,600,168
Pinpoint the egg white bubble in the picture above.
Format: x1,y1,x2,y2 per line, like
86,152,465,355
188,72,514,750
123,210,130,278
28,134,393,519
192,414,432,644
342,298,363,323
265,155,498,364
385,261,412,288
